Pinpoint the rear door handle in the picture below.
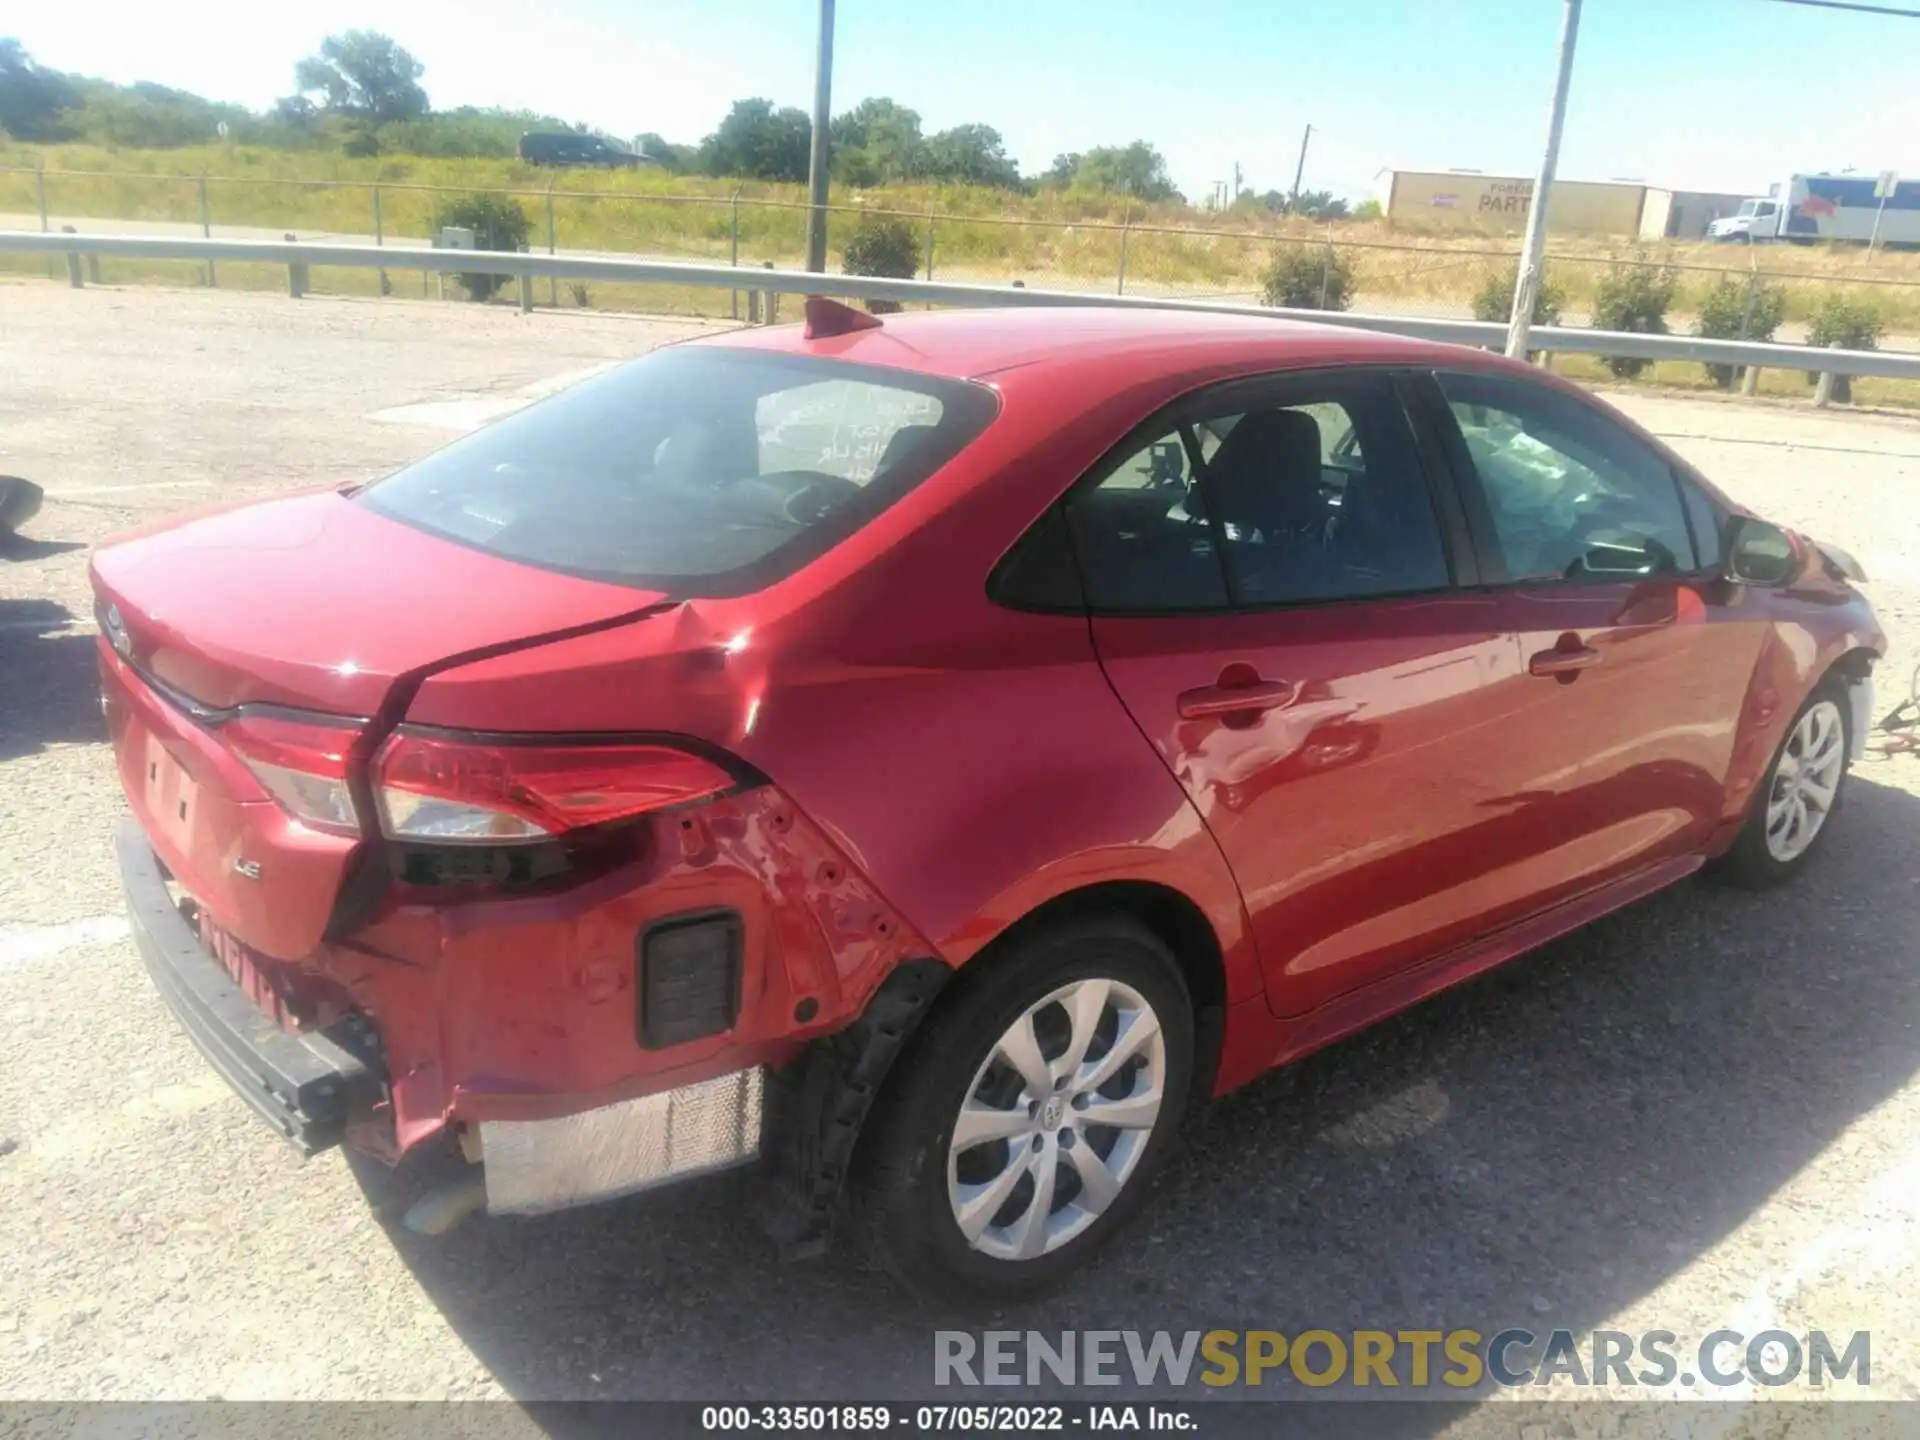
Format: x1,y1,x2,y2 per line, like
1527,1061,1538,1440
1177,679,1298,718
1529,645,1601,678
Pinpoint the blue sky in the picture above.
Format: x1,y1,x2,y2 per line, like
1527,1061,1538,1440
14,0,1920,202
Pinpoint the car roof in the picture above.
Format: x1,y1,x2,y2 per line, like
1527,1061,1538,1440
693,304,1506,391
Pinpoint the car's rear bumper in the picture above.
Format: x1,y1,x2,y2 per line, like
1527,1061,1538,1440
116,816,380,1156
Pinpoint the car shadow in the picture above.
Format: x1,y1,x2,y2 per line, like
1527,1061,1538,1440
365,772,1920,1422
0,533,88,562
0,599,106,760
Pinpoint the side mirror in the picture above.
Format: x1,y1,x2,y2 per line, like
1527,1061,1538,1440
1722,516,1797,587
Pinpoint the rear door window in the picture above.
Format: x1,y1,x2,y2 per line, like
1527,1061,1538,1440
1059,371,1452,612
1069,424,1229,611
358,349,996,596
1200,381,1451,606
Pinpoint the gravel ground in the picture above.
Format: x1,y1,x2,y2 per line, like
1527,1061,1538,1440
3,282,1920,1428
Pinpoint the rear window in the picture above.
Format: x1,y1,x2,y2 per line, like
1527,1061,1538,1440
358,348,997,596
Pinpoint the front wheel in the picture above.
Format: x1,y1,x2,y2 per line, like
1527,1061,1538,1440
853,917,1194,1297
1716,684,1851,887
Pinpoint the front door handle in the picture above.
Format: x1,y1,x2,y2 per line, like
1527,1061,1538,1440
1178,678,1298,718
1529,645,1602,679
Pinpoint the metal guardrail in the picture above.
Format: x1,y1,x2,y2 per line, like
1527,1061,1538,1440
5,230,1919,382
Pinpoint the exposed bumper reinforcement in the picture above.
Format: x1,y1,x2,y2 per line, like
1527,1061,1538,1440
115,816,377,1156
481,1067,765,1216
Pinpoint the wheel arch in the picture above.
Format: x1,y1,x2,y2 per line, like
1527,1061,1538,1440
916,878,1231,1118
1822,643,1883,761
757,876,1236,1260
1825,644,1880,685
977,879,1226,1017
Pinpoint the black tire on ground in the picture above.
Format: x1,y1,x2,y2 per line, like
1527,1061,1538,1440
852,915,1195,1298
1712,680,1852,889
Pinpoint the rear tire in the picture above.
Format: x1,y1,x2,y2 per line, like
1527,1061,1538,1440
852,916,1194,1298
1715,682,1852,888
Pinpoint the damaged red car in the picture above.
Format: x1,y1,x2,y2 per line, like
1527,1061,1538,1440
96,301,1884,1295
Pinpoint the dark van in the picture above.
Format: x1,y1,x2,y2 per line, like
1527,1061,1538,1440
518,132,645,169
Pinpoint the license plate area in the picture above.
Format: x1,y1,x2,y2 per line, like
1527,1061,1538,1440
143,731,202,856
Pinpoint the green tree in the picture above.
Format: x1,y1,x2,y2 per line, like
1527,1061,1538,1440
295,31,428,124
1040,152,1082,189
1070,141,1178,201
1292,189,1350,220
252,96,326,148
699,97,811,181
270,95,320,130
830,97,923,185
634,131,693,171
0,39,79,140
73,81,253,147
920,123,1021,188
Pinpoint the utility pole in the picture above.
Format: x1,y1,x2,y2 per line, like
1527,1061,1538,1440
803,0,836,273
1289,124,1314,215
1232,161,1243,204
1506,0,1582,359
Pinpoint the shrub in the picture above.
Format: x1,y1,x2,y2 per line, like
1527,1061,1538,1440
568,282,592,308
1352,198,1383,222
842,212,919,313
433,193,531,300
1805,293,1884,404
1470,263,1564,327
1694,275,1786,388
1261,242,1354,311
1590,263,1678,378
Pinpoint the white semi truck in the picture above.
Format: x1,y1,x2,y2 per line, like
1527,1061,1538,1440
1709,173,1920,246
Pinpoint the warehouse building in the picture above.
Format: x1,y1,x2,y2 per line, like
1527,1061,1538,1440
1383,171,1749,240
1636,187,1750,241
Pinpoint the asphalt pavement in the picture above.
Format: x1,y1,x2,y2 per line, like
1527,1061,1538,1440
3,281,1920,1430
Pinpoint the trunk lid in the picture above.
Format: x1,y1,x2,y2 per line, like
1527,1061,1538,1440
94,490,668,960
91,490,667,716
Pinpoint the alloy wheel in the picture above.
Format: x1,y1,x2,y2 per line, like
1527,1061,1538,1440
1765,699,1846,863
946,977,1167,1261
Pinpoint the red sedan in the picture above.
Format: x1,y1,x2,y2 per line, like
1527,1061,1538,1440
95,301,1884,1295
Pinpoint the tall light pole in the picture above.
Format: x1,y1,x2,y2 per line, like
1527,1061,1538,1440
803,0,836,273
1506,0,1582,358
1289,124,1314,215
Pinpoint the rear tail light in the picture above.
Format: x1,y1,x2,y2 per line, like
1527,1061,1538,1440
222,712,363,836
372,729,740,844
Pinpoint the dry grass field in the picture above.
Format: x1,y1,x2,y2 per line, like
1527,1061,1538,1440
5,141,1918,406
